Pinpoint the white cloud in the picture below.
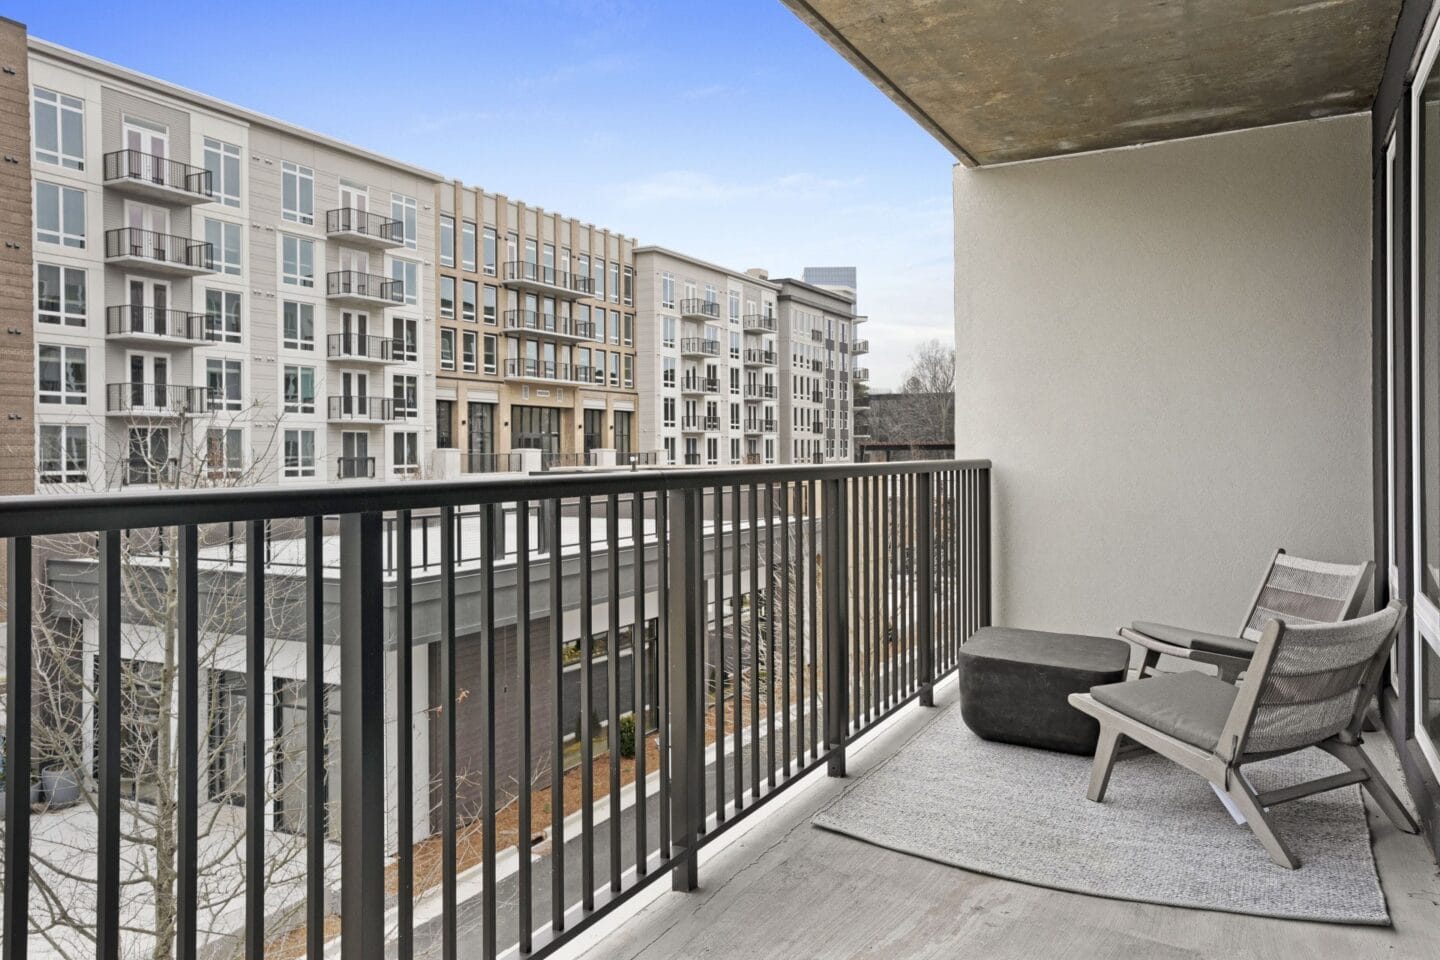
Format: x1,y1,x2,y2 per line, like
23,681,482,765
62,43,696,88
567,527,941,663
615,170,861,206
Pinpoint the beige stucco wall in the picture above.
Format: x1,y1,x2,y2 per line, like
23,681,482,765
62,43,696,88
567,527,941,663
954,114,1373,637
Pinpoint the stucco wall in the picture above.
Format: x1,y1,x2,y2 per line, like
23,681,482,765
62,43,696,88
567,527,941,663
954,114,1373,637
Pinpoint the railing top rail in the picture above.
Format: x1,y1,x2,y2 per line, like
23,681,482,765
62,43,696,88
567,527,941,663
0,458,991,537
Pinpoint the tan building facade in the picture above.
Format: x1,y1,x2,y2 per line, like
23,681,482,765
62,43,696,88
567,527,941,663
432,182,639,472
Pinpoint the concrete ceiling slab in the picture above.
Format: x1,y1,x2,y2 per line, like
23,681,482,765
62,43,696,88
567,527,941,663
784,0,1403,165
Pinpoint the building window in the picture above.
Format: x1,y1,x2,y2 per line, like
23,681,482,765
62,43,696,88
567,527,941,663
393,431,419,475
205,289,242,343
283,364,315,413
623,266,633,306
36,181,85,248
592,258,605,300
483,333,497,374
393,317,418,363
38,344,86,405
440,276,455,318
390,258,419,306
439,215,454,267
623,354,633,388
206,358,243,411
440,328,456,369
282,301,314,350
392,374,418,420
622,313,633,345
578,254,590,290
729,290,740,321
662,316,676,348
203,137,241,206
38,423,86,483
594,309,607,343
463,220,477,272
468,402,496,455
462,279,477,322
283,429,316,478
663,356,676,388
281,235,314,287
281,161,314,224
205,428,243,480
204,218,242,275
34,87,85,170
483,285,497,324
462,331,477,373
663,397,676,427
37,263,86,327
661,273,675,309
391,194,417,249
482,226,496,275
610,262,620,303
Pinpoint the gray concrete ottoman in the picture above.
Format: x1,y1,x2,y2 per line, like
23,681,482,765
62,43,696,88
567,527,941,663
959,627,1130,755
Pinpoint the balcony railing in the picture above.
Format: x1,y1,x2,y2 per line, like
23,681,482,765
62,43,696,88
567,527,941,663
104,228,215,273
327,270,404,304
743,418,777,434
679,337,720,357
464,451,523,474
105,305,208,343
744,384,777,399
325,208,405,246
744,349,776,366
679,376,720,394
852,338,870,354
105,382,211,416
853,368,870,381
682,452,703,465
0,459,991,960
812,389,824,403
503,310,596,340
327,332,396,362
742,313,776,333
678,298,720,320
502,261,591,296
506,358,576,382
337,456,376,480
118,457,179,487
102,149,213,201
327,395,396,421
680,415,720,432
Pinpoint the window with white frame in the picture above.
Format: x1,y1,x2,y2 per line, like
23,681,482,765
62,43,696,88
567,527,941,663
33,87,84,170
390,258,419,306
206,358,243,411
439,215,455,267
205,218,242,275
440,328,456,369
38,423,87,483
392,374,418,420
203,137,241,207
461,280,477,322
36,182,85,248
205,289,242,343
392,431,419,475
663,397,676,427
483,285,497,324
391,194,417,249
283,428,315,478
282,301,314,350
393,317,418,363
205,427,244,479
440,275,455,318
661,272,675,309
662,316,676,348
623,266,633,305
482,226,496,275
623,314,633,346
462,331,477,372
37,263,86,327
282,235,314,287
610,262,619,303
38,344,86,405
663,356,676,388
281,161,314,224
283,364,316,413
728,290,740,321
483,333,497,374
623,354,633,388
463,221,477,272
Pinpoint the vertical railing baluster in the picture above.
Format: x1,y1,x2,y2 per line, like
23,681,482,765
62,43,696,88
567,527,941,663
394,511,414,960
765,481,776,790
918,473,935,707
606,495,622,892
632,490,648,874
338,512,385,960
850,479,860,731
823,479,849,777
177,526,199,960
517,500,534,951
780,481,791,779
713,485,725,822
549,498,566,932
793,485,804,767
748,483,760,801
808,480,818,760
657,493,671,860
480,504,498,960
731,485,743,814
439,505,458,960
579,496,595,910
4,537,31,960
244,519,265,960
979,467,992,630
97,530,121,960
667,487,703,892
303,518,325,960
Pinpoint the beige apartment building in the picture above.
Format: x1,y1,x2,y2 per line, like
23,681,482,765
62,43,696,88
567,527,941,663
431,183,639,473
777,277,864,463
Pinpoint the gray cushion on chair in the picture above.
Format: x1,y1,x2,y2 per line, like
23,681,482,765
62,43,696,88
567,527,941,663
1089,673,1237,751
1132,621,1257,659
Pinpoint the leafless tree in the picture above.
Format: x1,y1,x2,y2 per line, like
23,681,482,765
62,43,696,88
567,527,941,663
868,339,956,448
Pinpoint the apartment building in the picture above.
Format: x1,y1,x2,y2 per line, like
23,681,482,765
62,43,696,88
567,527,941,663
634,247,782,465
432,182,639,473
776,277,862,463
23,37,441,492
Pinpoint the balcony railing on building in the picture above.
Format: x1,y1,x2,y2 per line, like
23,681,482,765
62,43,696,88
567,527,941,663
743,418,777,434
853,368,870,382
104,382,212,417
336,456,376,480
102,149,214,204
325,208,405,248
463,451,523,474
852,338,870,354
744,383,777,400
502,261,591,297
506,358,578,382
104,228,215,276
679,375,720,395
744,348,776,366
105,305,209,344
503,310,596,341
680,337,720,358
326,395,396,422
116,456,179,487
327,333,397,363
326,271,404,306
680,415,720,432
742,313,776,333
679,298,721,320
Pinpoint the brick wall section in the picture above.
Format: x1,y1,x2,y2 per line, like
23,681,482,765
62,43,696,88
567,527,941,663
0,17,35,609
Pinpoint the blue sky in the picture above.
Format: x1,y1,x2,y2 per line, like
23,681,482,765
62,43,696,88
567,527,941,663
14,0,955,389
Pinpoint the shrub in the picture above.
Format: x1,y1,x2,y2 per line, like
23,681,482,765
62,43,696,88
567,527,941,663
618,713,637,759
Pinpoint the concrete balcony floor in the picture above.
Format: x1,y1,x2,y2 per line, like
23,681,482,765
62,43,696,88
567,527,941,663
569,683,1440,960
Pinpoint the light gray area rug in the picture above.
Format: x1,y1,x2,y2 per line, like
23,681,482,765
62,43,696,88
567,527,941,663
813,705,1388,924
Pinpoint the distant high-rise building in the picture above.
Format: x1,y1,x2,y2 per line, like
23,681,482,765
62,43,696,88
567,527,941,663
801,266,857,299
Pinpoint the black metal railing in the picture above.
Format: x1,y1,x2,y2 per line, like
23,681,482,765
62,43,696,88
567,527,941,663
325,208,404,244
625,450,660,466
0,460,989,960
337,456,376,479
742,314,775,332
852,339,870,354
102,149,212,198
105,305,208,342
503,310,595,339
328,333,396,362
679,376,719,394
327,270,403,303
104,228,214,271
743,419,777,434
502,261,591,294
744,384,776,399
542,452,588,470
812,389,824,403
744,349,776,366
105,382,211,416
118,457,179,486
678,298,720,319
506,358,577,381
464,451,524,474
679,337,719,357
680,415,720,432
327,395,396,420
853,368,869,381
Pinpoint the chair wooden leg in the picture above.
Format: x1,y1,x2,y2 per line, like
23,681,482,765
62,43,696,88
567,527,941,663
1321,740,1420,835
1137,647,1160,679
1224,773,1300,869
1087,727,1124,802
